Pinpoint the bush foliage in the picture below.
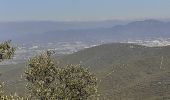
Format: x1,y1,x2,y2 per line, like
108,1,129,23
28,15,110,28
25,51,98,100
0,40,15,61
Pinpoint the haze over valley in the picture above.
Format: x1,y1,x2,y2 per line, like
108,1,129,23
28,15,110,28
1,19,170,65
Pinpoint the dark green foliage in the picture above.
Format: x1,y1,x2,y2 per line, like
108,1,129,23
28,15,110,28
0,40,15,76
25,51,56,100
54,65,98,100
0,40,15,61
25,51,98,100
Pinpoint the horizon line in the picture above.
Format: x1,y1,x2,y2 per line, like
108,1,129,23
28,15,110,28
0,17,170,23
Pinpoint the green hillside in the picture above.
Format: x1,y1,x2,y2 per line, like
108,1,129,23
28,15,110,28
59,43,170,100
1,43,170,99
0,63,26,95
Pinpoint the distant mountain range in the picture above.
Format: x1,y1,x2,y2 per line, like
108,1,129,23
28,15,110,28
0,20,129,41
1,19,170,43
32,19,170,42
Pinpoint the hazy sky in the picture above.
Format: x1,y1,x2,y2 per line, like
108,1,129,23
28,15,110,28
0,0,170,21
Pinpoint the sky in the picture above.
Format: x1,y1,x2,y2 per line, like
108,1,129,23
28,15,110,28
0,0,170,21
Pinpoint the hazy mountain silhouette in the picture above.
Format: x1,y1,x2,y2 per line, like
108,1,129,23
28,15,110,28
0,20,128,41
1,19,170,42
20,19,170,42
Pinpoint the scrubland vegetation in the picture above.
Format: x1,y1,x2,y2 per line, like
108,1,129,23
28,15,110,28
0,41,98,100
1,41,170,100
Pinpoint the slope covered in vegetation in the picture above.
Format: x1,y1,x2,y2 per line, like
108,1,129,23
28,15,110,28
60,43,170,100
1,43,170,99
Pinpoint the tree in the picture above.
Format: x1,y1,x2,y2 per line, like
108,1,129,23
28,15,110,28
0,40,15,76
25,51,98,100
54,64,98,100
0,40,15,77
0,40,15,62
25,51,57,100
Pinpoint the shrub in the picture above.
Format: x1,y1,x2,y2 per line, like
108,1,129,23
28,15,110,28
25,51,57,100
54,64,98,100
0,40,15,61
25,51,98,100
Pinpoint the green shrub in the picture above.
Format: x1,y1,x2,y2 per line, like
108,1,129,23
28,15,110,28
25,51,98,100
0,40,15,61
54,64,98,100
25,51,57,100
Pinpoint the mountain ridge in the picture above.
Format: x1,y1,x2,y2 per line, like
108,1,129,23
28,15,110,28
20,19,170,43
2,19,170,43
